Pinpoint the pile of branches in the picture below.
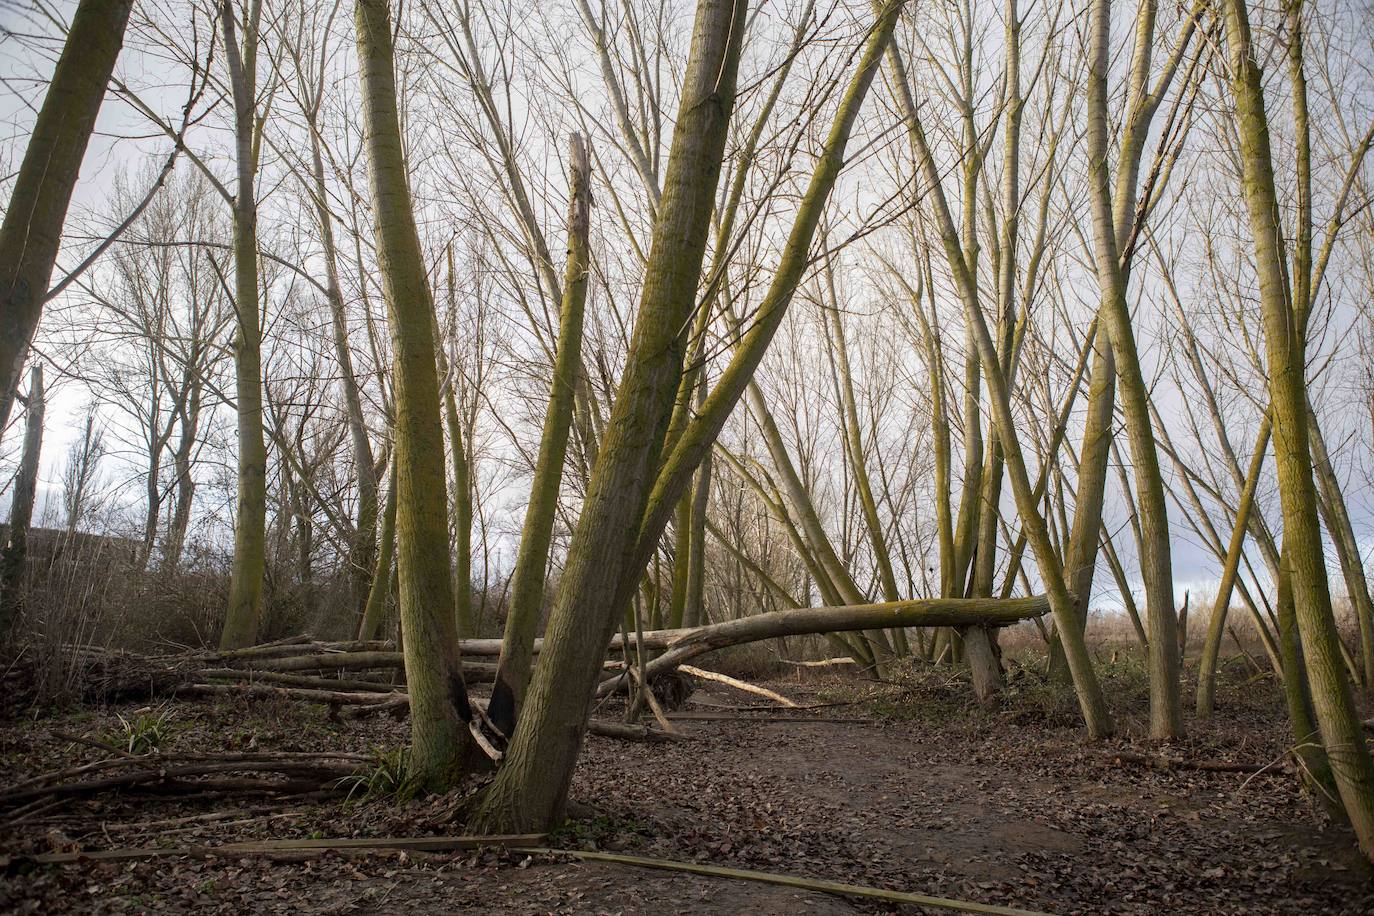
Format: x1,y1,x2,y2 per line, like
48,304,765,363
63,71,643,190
1,736,368,824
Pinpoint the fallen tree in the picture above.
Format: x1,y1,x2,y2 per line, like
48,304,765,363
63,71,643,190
52,595,1049,709
596,595,1050,696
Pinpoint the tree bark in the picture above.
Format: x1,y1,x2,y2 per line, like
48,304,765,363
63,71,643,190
1222,0,1374,858
488,133,593,735
0,0,134,433
356,0,478,787
219,0,270,650
1,365,45,631
470,0,751,833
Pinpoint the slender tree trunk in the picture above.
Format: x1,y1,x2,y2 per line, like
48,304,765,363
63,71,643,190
488,134,592,735
1197,416,1271,716
0,0,133,434
165,372,202,572
219,0,270,650
1307,407,1374,687
310,127,378,614
1049,332,1115,683
683,418,712,628
1,365,45,632
356,0,478,786
1085,0,1180,739
357,460,399,642
667,496,691,629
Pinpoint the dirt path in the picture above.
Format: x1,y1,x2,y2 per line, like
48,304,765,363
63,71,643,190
2,672,1371,914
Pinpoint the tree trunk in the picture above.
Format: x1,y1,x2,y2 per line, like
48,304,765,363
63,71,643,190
310,126,378,616
1085,0,1181,739
1222,0,1374,858
470,0,750,833
219,0,270,650
1307,406,1374,688
0,0,133,433
356,0,478,787
357,460,399,642
1,365,45,632
488,133,593,735
1196,416,1270,716
1049,331,1115,683
165,367,203,572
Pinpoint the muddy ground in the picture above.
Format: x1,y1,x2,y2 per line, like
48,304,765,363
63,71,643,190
1,657,1370,914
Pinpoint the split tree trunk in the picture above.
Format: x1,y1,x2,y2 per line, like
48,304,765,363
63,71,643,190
470,0,751,833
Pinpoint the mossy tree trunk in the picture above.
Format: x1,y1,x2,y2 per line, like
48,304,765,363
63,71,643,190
488,133,593,736
1221,0,1374,859
218,0,270,650
470,0,750,833
0,0,133,435
356,0,478,786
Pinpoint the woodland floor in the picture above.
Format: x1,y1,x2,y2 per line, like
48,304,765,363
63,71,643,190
1,652,1371,914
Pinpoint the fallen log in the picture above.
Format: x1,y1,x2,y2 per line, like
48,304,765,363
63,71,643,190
598,596,1050,697
520,846,1049,916
678,665,796,707
5,833,545,866
193,669,398,692
57,596,1049,709
778,656,857,668
177,683,409,707
1104,750,1273,774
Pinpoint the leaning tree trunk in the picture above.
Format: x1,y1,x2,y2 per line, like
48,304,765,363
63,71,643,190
1196,415,1270,717
1,365,45,632
355,0,478,787
1222,0,1374,859
0,0,133,435
219,0,270,650
488,133,592,736
470,0,751,834
310,125,378,616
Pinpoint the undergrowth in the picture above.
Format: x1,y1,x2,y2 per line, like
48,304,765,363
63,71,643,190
340,745,423,802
